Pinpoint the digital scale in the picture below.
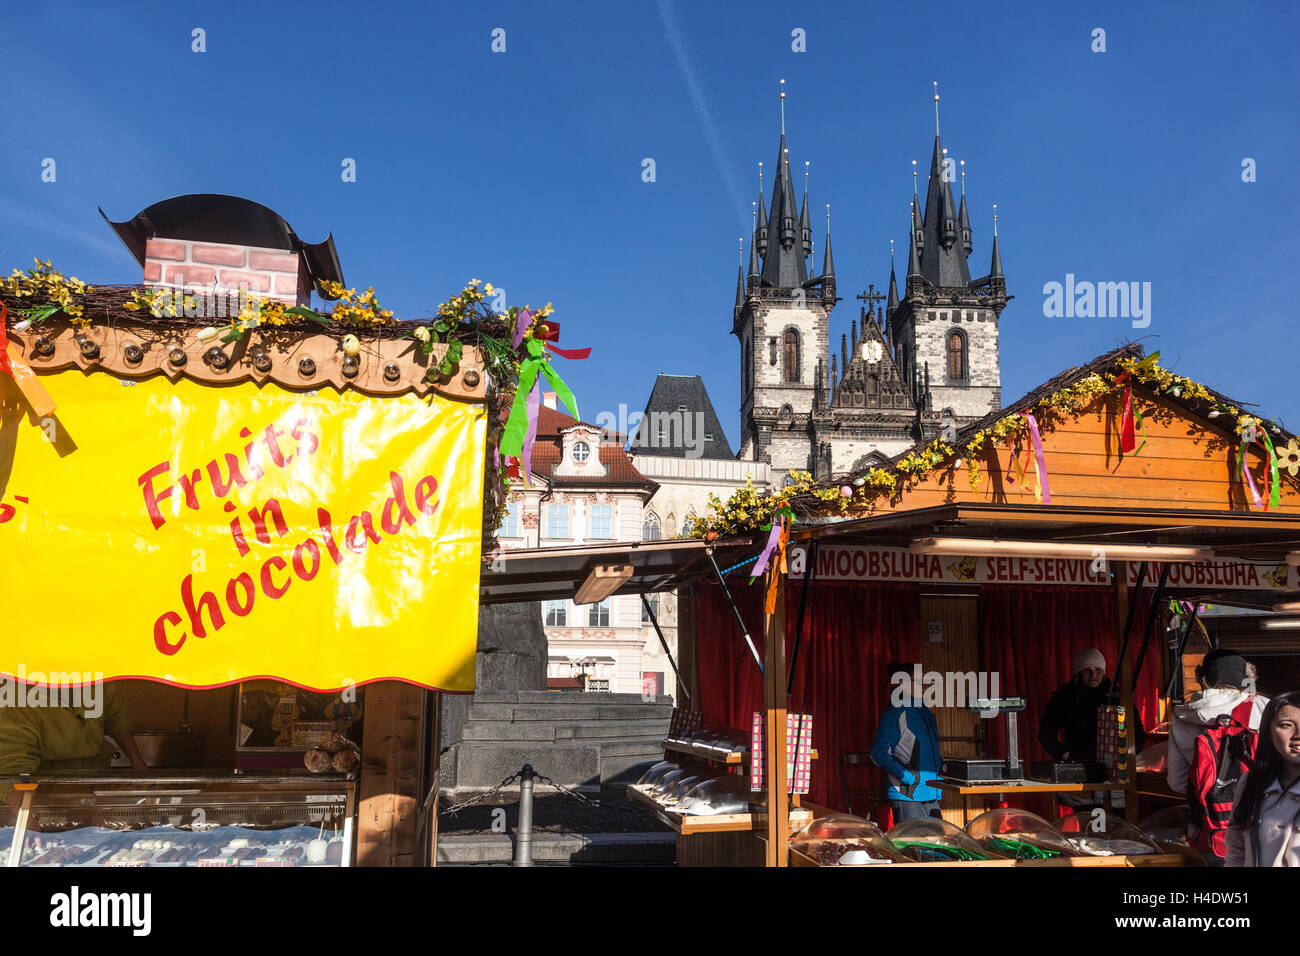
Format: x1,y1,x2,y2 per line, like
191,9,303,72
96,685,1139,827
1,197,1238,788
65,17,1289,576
941,697,1028,784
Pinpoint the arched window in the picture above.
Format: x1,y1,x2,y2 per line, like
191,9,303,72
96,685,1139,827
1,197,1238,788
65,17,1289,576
947,330,967,381
783,330,800,382
866,374,879,403
642,512,661,541
682,514,695,536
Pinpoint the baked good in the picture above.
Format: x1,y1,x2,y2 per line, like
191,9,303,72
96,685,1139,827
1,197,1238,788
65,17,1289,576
303,748,334,773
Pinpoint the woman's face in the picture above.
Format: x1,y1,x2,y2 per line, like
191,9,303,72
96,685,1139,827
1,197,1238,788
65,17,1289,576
1077,666,1105,689
1271,705,1300,769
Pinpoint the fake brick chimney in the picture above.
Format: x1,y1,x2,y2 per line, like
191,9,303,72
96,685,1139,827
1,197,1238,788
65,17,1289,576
101,194,344,309
143,238,310,305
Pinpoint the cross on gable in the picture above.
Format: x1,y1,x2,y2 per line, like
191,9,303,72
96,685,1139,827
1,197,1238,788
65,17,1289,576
856,284,885,319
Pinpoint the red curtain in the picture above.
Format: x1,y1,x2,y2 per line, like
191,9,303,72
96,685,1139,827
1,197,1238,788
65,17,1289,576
979,585,1162,763
694,577,919,810
693,577,1165,816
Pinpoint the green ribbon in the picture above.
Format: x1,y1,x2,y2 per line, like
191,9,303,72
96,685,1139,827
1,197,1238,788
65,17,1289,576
499,338,579,459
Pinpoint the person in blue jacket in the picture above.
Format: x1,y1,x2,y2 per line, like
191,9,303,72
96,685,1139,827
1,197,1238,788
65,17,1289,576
870,660,944,823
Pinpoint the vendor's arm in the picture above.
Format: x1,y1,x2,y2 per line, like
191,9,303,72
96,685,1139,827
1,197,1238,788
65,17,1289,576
102,685,147,771
0,714,41,807
1038,695,1066,760
868,709,909,780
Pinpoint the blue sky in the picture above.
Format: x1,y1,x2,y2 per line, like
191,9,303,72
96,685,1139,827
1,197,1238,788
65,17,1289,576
3,0,1297,445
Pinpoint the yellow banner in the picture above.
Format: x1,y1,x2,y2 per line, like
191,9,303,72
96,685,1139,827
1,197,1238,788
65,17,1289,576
0,370,486,692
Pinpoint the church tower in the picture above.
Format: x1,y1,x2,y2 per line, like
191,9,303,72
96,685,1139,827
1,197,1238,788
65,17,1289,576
733,85,836,482
888,88,1009,424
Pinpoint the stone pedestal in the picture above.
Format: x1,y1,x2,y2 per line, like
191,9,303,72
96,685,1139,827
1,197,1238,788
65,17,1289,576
439,603,673,791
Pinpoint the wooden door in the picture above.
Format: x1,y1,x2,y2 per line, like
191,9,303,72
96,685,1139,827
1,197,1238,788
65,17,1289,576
918,595,982,827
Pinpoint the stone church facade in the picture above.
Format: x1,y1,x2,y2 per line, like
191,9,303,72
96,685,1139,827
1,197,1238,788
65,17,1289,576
733,103,1010,484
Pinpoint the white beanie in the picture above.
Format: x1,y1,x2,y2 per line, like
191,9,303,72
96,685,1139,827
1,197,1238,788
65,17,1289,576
1072,648,1106,674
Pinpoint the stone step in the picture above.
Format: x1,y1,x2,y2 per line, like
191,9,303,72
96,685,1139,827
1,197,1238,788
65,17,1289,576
459,719,670,742
466,703,673,722
437,831,675,866
469,691,673,706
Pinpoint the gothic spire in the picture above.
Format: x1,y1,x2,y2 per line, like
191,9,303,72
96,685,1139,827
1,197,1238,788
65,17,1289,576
920,128,971,288
958,161,972,255
887,242,899,314
756,165,768,257
822,205,835,280
907,206,922,281
911,163,925,258
990,205,1003,278
760,131,808,288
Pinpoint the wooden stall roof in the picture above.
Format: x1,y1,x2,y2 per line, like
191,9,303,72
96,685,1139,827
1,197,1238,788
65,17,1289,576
479,537,755,605
801,344,1300,517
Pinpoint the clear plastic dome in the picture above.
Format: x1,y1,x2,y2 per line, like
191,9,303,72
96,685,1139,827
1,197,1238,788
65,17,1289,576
888,816,1005,862
789,815,909,866
964,808,1077,859
1054,813,1161,856
1138,806,1189,846
649,767,694,797
676,775,752,816
635,761,679,789
662,773,711,803
1136,740,1167,774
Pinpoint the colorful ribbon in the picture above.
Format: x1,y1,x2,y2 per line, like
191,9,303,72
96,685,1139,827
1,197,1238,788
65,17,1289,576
499,309,587,485
1237,429,1282,511
750,506,794,614
1113,372,1148,456
1237,437,1263,508
1022,413,1051,504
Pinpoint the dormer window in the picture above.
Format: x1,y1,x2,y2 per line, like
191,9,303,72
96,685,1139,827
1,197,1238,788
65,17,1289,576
572,441,590,463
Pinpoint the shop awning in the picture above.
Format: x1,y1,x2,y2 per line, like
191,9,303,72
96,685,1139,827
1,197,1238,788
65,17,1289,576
792,502,1300,608
480,537,756,605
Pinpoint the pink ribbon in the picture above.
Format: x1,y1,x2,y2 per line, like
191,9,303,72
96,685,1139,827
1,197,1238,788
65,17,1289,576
1022,413,1051,504
521,379,541,482
1241,451,1263,507
750,514,786,580
512,308,534,349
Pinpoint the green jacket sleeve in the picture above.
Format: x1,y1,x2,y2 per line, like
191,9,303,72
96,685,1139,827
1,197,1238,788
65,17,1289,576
0,711,42,799
101,684,133,741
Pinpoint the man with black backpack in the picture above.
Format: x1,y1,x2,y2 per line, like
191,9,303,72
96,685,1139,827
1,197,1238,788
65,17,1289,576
1167,649,1268,864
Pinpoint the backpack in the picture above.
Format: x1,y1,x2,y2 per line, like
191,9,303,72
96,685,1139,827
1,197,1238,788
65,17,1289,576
1186,698,1258,857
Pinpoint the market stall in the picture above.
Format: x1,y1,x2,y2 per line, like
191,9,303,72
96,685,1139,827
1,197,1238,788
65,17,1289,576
0,196,575,866
675,345,1300,866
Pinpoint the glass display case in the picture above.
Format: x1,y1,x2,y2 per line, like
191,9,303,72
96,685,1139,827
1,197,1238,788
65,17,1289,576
1,771,355,867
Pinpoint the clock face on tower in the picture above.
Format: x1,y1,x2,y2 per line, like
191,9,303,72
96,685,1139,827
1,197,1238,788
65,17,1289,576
861,340,883,364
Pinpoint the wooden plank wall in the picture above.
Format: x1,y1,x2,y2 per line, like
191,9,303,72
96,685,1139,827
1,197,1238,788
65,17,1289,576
881,392,1300,513
357,682,426,866
918,596,982,828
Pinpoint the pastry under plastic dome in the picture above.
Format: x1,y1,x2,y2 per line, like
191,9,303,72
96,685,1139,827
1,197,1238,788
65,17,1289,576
790,815,910,866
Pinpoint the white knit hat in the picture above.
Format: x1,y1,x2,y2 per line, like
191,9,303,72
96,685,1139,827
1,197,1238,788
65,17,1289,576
1071,648,1106,674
